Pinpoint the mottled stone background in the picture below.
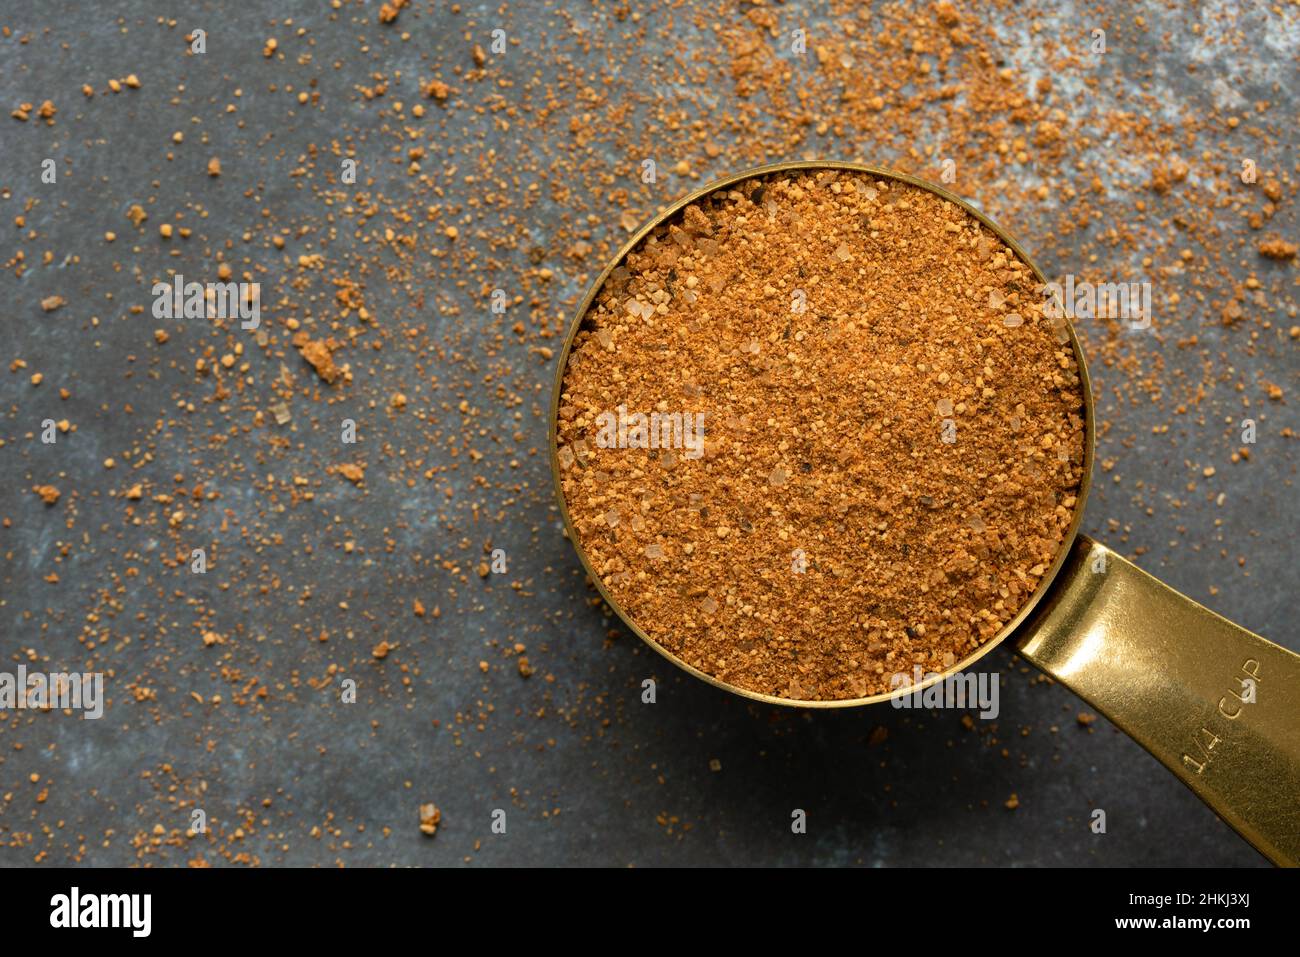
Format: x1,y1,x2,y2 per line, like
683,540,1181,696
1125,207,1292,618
1,0,1295,866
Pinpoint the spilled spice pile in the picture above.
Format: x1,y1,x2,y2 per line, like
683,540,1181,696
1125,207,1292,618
558,168,1087,700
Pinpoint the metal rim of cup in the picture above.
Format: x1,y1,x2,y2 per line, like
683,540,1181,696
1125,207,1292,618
548,160,1096,709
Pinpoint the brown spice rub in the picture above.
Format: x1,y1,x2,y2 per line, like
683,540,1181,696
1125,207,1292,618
558,169,1086,701
1257,237,1297,261
32,484,61,506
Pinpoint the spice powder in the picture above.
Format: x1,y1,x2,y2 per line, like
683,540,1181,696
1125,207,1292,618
558,169,1086,701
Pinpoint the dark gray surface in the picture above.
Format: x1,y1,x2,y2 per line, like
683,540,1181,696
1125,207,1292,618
0,0,1295,866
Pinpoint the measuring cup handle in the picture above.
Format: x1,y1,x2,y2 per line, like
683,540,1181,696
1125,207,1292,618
1017,534,1300,866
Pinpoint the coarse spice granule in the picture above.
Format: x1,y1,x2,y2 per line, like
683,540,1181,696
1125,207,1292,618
558,168,1087,701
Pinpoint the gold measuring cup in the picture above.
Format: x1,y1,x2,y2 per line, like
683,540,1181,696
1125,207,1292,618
548,161,1300,866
